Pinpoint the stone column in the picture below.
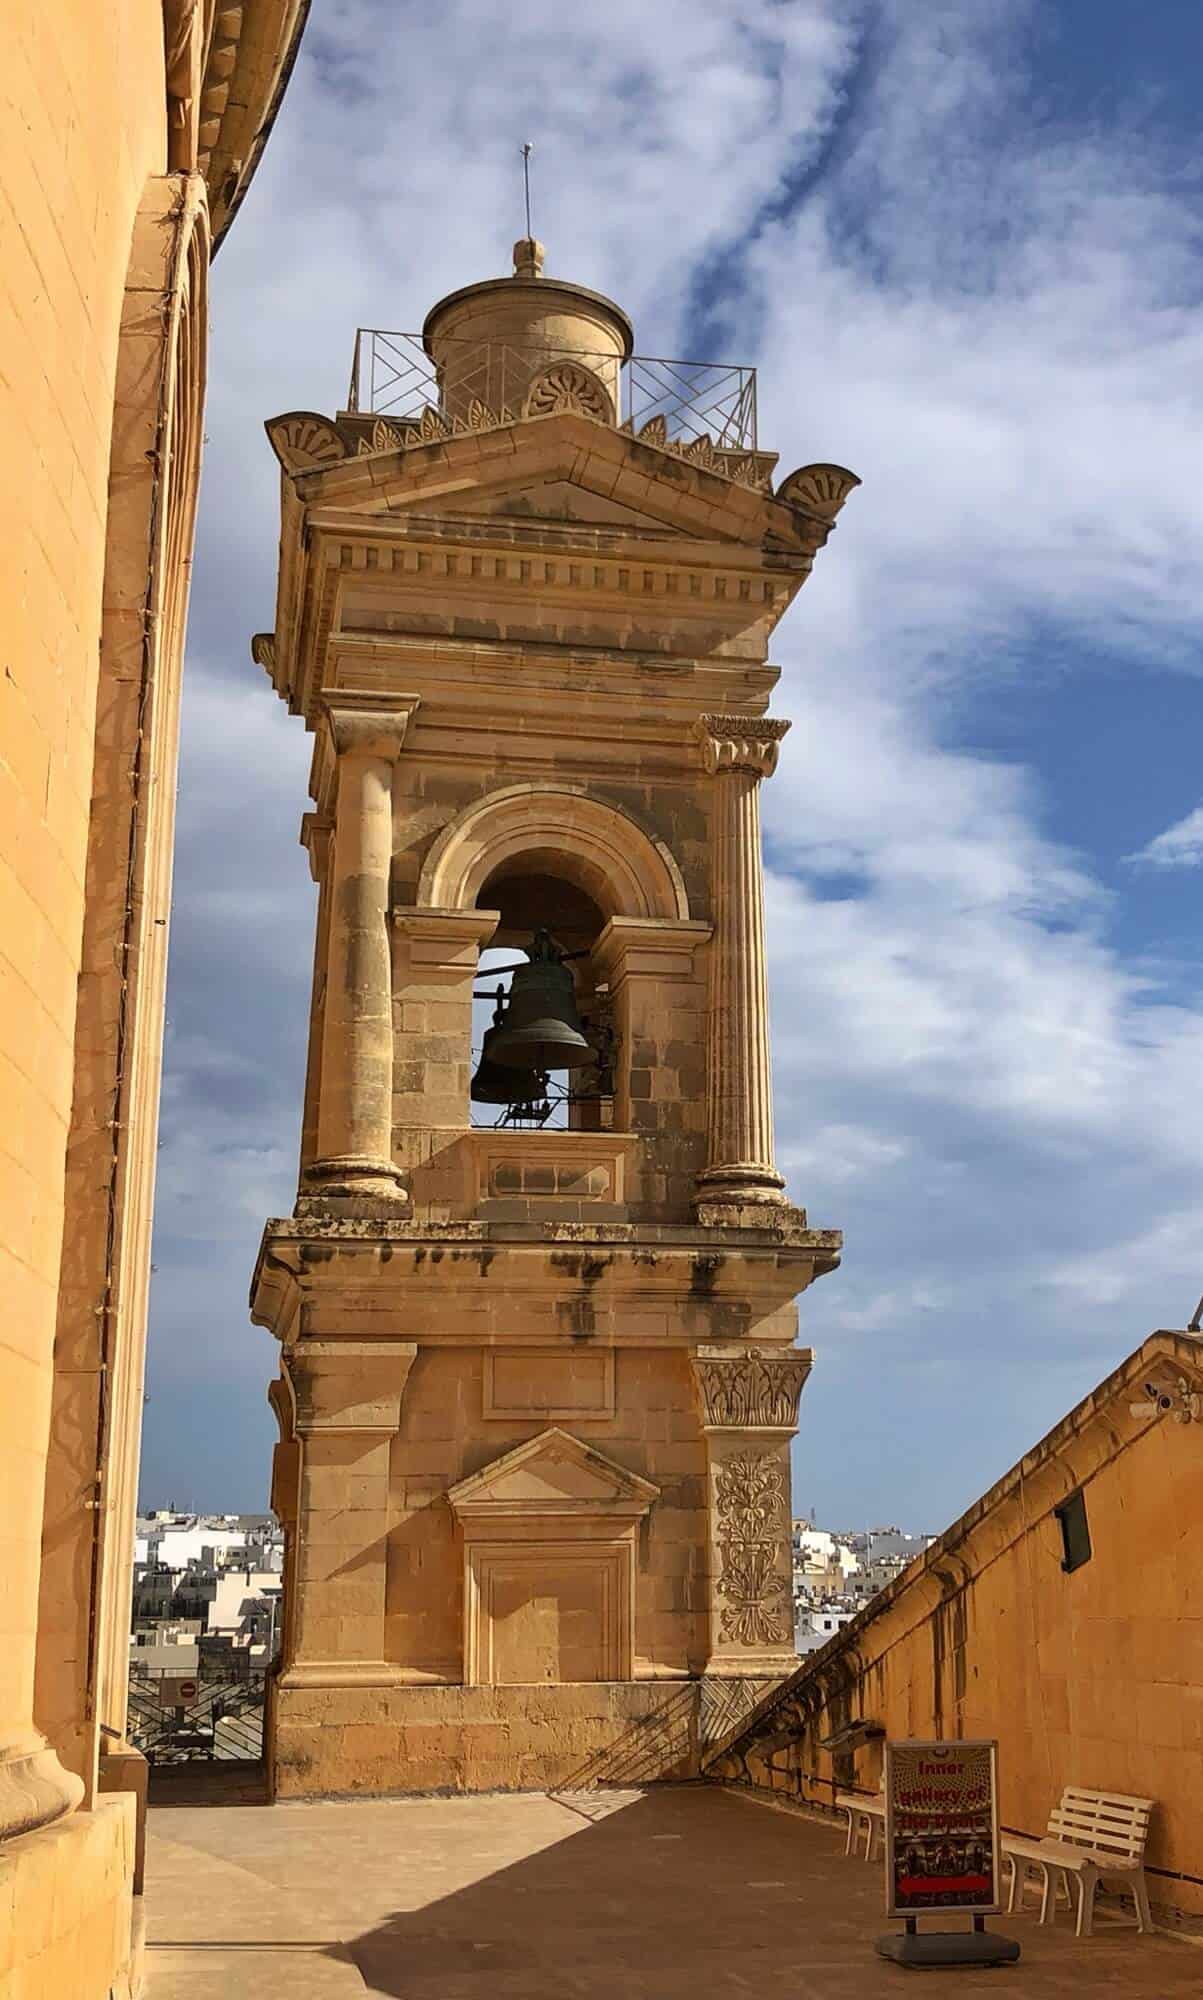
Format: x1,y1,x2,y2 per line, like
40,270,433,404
691,1345,812,1676
305,704,417,1201
695,714,791,1213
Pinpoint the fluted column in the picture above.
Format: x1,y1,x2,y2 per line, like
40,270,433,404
695,714,791,1211
305,703,417,1202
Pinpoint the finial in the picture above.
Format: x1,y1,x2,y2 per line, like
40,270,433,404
513,236,545,280
513,142,544,278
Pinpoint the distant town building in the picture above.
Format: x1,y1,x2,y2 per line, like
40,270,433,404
791,1519,936,1652
129,1513,285,1680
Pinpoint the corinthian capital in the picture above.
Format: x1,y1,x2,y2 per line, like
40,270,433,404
692,1346,813,1433
697,713,791,779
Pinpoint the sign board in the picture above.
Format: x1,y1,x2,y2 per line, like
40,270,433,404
161,1677,199,1706
884,1739,1000,1918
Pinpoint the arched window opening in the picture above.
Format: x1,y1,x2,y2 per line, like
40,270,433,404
469,862,614,1133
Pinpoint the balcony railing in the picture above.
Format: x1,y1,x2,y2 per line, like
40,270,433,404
347,329,758,453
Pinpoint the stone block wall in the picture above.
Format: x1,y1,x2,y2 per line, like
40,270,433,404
272,1680,706,1799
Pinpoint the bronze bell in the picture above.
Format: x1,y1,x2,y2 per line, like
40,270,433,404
469,1045,524,1105
470,987,529,1104
488,928,593,1072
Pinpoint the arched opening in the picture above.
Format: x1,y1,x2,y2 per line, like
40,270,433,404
428,785,688,1137
420,782,691,924
471,862,612,1132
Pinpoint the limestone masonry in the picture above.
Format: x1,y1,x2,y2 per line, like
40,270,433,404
250,240,860,1795
1,9,306,1996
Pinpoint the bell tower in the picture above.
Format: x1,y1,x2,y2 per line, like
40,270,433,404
251,241,858,1797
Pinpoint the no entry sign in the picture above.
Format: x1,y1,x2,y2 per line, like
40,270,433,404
884,1740,1001,1919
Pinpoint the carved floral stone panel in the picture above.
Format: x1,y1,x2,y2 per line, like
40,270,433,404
714,1450,791,1648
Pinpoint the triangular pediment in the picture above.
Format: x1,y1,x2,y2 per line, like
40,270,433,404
447,1426,659,1518
274,408,816,551
442,477,684,533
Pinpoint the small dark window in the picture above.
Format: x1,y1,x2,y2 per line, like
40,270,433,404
1054,1489,1092,1573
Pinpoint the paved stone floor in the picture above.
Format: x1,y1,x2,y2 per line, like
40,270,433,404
144,1783,1201,1997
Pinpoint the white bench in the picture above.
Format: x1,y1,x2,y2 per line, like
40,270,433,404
836,1787,884,1860
1002,1787,1154,1937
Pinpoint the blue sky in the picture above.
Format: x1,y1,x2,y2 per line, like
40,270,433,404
141,0,1203,1535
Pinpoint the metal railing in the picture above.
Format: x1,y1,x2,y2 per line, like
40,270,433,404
128,1672,266,1764
347,330,758,452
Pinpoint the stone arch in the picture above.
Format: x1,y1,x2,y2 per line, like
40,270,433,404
419,783,691,922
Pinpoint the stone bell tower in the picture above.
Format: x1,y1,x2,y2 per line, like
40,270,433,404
250,240,858,1797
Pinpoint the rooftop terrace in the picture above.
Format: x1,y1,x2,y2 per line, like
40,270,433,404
145,1784,1200,1998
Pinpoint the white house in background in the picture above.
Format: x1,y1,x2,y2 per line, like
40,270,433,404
795,1600,860,1654
128,1626,200,1678
134,1512,281,1572
208,1569,282,1637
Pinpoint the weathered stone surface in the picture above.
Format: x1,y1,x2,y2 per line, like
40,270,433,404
254,245,850,1794
2,13,304,1998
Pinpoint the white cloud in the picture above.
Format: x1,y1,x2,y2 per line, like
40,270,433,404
1127,806,1203,869
142,0,1203,1528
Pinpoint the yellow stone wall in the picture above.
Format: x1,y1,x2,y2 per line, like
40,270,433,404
0,1794,138,2000
272,1680,705,1798
0,0,166,1781
711,1333,1203,1918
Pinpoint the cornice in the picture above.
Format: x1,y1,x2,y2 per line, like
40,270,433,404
249,1216,844,1333
164,4,310,249
205,3,312,250
263,402,844,554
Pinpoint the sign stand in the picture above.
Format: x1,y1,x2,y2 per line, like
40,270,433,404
875,1740,1020,1969
875,1915,1020,1968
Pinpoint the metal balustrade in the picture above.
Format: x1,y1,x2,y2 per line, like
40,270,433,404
347,328,758,451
